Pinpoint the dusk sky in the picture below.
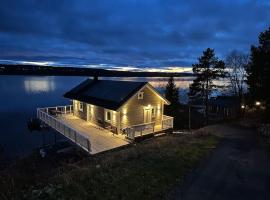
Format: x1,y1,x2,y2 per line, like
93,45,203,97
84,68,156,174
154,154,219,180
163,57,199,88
0,0,269,72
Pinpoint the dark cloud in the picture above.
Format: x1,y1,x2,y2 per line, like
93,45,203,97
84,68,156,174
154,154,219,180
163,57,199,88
0,0,269,68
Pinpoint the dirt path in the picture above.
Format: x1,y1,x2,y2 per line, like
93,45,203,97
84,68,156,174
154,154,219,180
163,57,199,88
171,124,270,200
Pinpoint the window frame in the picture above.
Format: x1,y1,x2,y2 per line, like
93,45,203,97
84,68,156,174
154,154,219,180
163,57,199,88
79,102,83,111
151,107,156,118
138,92,144,100
105,110,112,122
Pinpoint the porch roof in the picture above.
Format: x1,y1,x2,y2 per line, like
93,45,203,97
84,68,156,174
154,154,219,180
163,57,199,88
64,79,148,110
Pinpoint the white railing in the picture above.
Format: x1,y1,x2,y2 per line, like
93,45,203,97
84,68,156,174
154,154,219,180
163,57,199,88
124,115,174,140
124,122,155,140
37,105,91,153
162,115,174,130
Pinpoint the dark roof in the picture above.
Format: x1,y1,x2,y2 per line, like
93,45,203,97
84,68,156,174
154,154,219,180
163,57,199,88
64,79,148,110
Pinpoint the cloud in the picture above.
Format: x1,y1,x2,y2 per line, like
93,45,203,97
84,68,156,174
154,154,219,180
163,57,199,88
0,0,269,68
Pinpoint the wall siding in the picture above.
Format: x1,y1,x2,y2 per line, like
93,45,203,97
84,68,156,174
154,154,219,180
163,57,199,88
119,86,164,129
73,100,87,120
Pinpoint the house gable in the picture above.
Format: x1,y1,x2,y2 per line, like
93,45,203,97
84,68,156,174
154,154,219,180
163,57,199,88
116,83,170,111
118,84,167,128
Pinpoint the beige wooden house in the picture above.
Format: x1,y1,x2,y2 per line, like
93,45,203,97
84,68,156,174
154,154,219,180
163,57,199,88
64,78,173,137
37,78,174,154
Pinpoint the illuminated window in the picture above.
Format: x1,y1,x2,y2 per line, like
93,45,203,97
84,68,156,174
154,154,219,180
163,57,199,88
106,111,111,122
138,92,144,99
79,102,83,111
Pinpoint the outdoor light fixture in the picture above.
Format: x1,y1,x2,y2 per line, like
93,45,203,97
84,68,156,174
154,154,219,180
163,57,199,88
255,101,261,106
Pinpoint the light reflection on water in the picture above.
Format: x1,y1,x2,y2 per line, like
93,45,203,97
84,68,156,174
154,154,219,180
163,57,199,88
24,76,56,93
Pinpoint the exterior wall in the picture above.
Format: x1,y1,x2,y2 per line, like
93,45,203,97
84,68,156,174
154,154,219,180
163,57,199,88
73,100,87,120
73,100,118,132
119,85,164,129
88,104,105,126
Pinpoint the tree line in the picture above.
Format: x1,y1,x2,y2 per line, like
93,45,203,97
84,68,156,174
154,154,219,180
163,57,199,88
165,26,270,125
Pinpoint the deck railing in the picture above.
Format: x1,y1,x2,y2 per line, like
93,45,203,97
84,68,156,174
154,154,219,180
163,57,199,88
37,105,91,153
124,115,174,140
162,115,174,130
124,122,155,139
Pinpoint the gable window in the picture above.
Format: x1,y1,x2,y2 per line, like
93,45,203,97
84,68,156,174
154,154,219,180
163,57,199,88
138,92,144,99
106,111,111,122
79,102,83,111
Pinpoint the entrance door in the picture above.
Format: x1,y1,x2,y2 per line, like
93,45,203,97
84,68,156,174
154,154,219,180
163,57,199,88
144,108,152,123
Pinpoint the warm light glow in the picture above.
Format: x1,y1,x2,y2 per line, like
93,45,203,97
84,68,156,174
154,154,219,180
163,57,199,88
255,101,261,106
241,105,245,109
113,111,116,121
122,108,127,115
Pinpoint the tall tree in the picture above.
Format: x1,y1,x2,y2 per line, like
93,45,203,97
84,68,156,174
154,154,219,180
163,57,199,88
225,50,249,110
189,48,226,124
247,27,270,120
164,76,180,117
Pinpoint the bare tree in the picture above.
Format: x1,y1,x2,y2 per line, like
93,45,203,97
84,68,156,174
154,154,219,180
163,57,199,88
225,50,249,108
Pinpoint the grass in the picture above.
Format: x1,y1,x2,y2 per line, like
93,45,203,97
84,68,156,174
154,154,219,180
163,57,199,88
1,134,219,200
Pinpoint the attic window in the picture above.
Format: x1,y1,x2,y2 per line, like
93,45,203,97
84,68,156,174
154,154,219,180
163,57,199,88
138,92,144,99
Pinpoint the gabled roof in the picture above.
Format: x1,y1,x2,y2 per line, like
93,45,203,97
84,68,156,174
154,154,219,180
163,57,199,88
64,79,169,110
64,79,147,110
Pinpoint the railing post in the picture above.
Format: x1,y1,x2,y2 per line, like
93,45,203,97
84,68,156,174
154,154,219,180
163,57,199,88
87,139,91,152
64,106,66,114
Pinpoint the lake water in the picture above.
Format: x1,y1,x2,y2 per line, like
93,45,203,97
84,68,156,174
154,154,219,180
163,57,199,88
0,75,193,159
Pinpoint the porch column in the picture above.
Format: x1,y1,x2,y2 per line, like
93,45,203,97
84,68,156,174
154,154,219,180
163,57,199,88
86,104,89,121
117,111,121,134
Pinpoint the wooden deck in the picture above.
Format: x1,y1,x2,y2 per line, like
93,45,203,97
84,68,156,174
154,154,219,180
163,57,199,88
37,105,173,154
57,114,130,154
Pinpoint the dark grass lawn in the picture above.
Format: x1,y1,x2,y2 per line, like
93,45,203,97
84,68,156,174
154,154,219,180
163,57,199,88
1,134,219,200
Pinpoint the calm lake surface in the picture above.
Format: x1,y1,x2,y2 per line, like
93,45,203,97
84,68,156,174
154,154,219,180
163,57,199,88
0,75,193,159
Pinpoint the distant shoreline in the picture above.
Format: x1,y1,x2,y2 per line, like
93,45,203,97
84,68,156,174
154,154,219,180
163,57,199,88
0,64,194,77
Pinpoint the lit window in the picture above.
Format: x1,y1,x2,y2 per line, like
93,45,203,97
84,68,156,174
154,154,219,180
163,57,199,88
138,92,144,99
106,111,111,121
79,102,83,111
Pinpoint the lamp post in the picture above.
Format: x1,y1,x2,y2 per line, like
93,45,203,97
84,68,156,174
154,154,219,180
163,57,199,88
188,104,191,131
241,104,245,118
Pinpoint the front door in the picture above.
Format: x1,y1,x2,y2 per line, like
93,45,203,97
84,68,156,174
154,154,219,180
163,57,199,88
144,108,152,123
